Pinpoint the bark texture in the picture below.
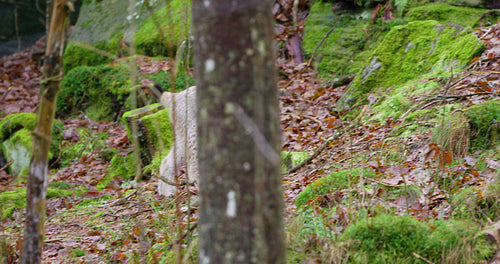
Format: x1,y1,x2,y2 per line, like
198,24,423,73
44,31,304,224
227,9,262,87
21,1,69,263
192,1,285,263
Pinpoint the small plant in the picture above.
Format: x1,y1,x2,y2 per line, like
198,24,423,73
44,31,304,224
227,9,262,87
72,248,85,257
466,100,500,151
431,109,470,158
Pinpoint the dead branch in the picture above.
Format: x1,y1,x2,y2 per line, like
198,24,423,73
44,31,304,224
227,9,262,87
0,160,14,172
283,130,342,175
307,25,336,67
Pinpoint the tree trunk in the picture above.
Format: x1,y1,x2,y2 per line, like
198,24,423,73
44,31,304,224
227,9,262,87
21,1,69,263
192,1,285,263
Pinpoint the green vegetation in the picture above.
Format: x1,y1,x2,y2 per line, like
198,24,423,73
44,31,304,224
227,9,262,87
432,109,470,157
340,20,484,109
302,1,371,78
452,180,500,221
0,186,84,219
148,70,194,92
281,151,310,172
72,248,85,257
465,100,500,150
58,64,132,120
295,168,375,207
63,43,114,73
135,0,191,57
0,112,37,141
406,2,489,27
77,195,112,207
340,214,494,263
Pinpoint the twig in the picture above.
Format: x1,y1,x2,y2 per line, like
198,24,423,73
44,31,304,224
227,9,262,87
412,252,435,264
307,25,336,67
0,87,13,103
283,131,341,175
166,222,198,251
436,92,500,99
0,160,14,172
441,72,471,97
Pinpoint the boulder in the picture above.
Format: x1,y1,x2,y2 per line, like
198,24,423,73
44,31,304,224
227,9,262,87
336,20,485,110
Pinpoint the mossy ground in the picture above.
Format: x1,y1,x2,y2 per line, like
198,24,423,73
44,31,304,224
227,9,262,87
295,168,375,207
0,184,85,219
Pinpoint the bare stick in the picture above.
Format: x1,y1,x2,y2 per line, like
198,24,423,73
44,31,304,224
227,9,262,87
307,25,336,67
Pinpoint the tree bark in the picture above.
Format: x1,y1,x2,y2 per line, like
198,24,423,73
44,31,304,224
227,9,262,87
21,1,69,263
192,1,285,263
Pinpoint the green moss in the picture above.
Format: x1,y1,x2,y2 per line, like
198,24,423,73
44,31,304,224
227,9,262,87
58,64,132,120
281,151,310,172
465,100,500,150
341,214,494,263
139,108,173,152
339,20,484,110
63,43,113,73
72,248,85,257
105,152,138,183
0,186,84,219
76,195,112,207
0,112,37,141
372,93,411,122
303,1,371,77
406,2,488,27
295,168,375,207
452,181,500,221
135,0,191,57
147,70,194,92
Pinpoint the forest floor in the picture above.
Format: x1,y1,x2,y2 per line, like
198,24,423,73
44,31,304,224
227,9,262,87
0,22,499,263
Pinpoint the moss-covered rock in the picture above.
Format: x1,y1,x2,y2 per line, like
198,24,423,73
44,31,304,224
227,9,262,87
337,20,484,110
122,104,173,170
303,1,376,78
0,113,64,175
58,64,133,120
0,112,37,141
295,168,375,207
2,129,32,177
64,0,190,72
406,2,490,26
135,0,191,57
465,100,500,150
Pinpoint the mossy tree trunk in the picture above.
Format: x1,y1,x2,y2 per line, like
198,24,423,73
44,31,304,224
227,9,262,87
192,1,285,263
21,1,70,263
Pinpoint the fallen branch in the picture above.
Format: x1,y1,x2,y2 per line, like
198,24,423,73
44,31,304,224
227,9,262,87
307,25,336,67
283,131,342,175
0,160,14,172
436,92,500,100
412,252,435,264
166,222,198,251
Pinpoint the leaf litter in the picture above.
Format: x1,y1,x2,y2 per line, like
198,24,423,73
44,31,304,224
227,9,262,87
0,4,499,262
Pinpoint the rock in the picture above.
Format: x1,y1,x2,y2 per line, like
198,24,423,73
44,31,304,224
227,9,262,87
64,0,190,72
336,20,485,110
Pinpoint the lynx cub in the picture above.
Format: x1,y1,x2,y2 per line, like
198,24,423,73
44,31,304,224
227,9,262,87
158,86,198,196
